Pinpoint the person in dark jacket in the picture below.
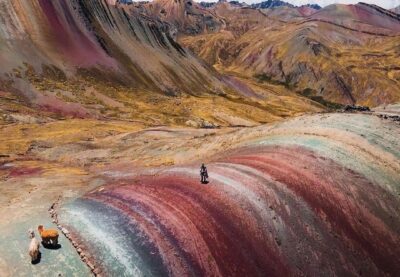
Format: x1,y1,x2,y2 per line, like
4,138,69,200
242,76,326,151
200,164,208,184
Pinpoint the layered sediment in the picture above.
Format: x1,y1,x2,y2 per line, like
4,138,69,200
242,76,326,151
60,113,400,276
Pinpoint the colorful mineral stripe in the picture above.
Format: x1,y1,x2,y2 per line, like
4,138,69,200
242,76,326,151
61,113,400,276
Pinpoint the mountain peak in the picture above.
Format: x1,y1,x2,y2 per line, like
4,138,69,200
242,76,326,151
300,3,321,10
251,0,294,9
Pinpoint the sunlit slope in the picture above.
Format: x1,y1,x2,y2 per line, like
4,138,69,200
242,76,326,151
180,3,400,106
311,3,400,33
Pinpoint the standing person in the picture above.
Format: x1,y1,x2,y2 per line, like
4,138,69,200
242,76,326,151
200,163,208,184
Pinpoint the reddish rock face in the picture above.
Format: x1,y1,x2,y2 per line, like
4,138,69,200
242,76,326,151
37,0,114,68
8,166,42,177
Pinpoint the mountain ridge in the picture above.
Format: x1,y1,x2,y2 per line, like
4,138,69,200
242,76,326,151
179,1,400,106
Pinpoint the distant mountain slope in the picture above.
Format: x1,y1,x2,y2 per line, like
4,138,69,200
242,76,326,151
301,4,321,10
297,4,321,16
137,0,223,35
250,0,320,10
311,3,400,33
180,2,400,106
251,0,294,9
198,1,321,11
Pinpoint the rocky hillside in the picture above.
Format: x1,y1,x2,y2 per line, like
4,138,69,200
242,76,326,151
0,0,219,118
250,0,321,10
0,0,221,93
134,0,224,35
0,0,323,126
311,3,400,33
180,2,400,106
